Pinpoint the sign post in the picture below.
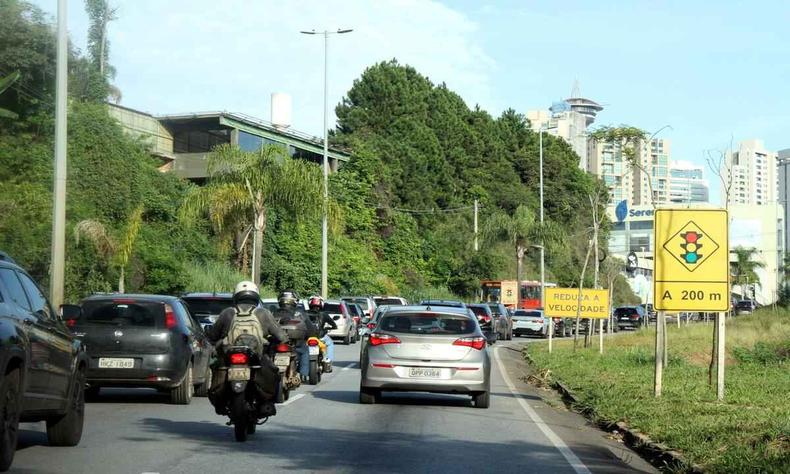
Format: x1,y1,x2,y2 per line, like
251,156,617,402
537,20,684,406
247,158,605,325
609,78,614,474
546,288,609,353
654,209,729,398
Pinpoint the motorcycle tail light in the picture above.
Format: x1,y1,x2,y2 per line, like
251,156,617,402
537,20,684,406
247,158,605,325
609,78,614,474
275,343,290,353
307,339,319,347
229,353,248,365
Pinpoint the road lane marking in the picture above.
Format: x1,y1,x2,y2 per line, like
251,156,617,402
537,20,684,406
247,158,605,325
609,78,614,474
494,346,591,474
281,393,305,406
342,362,358,372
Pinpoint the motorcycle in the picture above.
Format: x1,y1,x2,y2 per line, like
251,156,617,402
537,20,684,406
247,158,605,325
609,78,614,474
219,345,269,442
306,336,332,384
271,341,301,402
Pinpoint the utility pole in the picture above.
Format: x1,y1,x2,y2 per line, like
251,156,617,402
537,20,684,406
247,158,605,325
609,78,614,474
539,127,549,352
49,0,68,309
473,199,479,251
301,28,353,299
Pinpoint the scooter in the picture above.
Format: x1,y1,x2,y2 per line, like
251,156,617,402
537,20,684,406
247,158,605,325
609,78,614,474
218,345,272,442
271,341,301,402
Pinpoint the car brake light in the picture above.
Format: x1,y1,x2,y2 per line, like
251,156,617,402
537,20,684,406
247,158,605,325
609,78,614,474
113,299,136,304
367,322,376,330
66,319,77,327
165,304,177,329
229,353,248,365
307,338,319,347
483,314,491,323
275,343,291,353
372,363,395,368
369,334,400,346
453,337,486,351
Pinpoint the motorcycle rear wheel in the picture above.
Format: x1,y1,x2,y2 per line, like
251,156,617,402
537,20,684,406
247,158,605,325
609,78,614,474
231,393,248,442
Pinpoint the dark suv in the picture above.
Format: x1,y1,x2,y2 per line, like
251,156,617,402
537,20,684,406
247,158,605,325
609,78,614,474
615,306,648,330
62,294,213,405
0,253,88,471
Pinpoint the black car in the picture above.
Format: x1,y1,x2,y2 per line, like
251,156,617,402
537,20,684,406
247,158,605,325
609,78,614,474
615,306,647,330
735,300,756,315
181,292,234,329
0,253,88,471
485,302,513,340
467,304,498,343
62,294,213,405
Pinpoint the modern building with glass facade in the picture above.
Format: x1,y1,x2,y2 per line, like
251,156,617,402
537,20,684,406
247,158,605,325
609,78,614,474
109,104,350,181
669,161,709,203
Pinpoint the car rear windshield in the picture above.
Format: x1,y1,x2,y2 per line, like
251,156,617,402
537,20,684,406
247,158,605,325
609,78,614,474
182,297,233,316
615,308,638,317
343,298,369,310
379,312,474,334
81,300,165,327
324,303,343,314
514,310,542,318
346,304,361,316
736,301,753,308
374,298,404,306
468,306,490,317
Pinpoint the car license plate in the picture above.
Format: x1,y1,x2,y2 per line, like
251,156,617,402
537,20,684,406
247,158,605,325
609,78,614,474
308,346,319,356
98,358,134,369
274,354,290,368
227,367,250,381
409,367,441,378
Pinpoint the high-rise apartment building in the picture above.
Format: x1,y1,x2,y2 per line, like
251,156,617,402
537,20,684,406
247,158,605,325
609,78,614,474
526,83,603,170
777,148,790,257
669,161,709,203
587,137,672,207
725,139,778,206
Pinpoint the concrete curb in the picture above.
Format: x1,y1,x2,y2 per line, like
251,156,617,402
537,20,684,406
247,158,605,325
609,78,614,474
523,351,704,473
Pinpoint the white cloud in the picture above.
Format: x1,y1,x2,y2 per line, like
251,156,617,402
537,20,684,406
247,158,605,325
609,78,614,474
83,0,496,136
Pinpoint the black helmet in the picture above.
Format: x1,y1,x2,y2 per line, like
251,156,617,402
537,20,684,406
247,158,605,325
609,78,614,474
278,290,298,309
233,281,260,307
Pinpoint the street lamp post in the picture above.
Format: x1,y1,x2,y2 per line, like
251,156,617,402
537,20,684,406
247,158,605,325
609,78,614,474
301,28,353,299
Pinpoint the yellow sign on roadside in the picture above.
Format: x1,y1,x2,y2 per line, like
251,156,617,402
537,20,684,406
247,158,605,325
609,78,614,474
545,288,609,319
654,209,729,311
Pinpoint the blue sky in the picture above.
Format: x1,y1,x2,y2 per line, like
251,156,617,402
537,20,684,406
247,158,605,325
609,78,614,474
32,0,790,203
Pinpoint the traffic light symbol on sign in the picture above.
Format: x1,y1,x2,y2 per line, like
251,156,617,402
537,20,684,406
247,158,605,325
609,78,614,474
681,232,702,264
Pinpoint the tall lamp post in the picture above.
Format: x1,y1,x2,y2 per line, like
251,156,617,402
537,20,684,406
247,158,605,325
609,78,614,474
300,28,353,298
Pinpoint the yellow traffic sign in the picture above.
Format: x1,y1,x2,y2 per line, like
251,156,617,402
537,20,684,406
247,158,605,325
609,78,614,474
654,209,729,311
545,288,609,319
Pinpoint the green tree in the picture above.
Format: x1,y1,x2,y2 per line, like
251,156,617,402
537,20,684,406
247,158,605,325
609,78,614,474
0,71,20,118
730,246,765,299
84,0,120,102
74,205,144,293
483,205,542,304
180,144,325,285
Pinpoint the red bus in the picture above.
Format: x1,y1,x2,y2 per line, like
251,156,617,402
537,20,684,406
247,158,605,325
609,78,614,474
480,280,556,310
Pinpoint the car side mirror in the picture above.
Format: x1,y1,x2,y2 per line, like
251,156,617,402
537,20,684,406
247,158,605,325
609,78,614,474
60,304,82,320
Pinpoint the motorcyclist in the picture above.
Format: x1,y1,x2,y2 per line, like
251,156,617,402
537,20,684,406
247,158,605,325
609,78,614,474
205,281,285,417
272,290,315,382
306,296,337,364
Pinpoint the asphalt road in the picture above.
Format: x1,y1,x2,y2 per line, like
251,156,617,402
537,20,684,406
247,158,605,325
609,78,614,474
13,339,655,474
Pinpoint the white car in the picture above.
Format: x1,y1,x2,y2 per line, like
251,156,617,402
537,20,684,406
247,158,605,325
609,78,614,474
324,300,358,345
511,309,550,338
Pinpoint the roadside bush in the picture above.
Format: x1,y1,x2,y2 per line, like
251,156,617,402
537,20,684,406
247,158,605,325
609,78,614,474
733,341,789,366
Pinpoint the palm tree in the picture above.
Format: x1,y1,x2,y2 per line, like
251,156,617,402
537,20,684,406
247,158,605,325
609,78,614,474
74,205,144,293
730,246,765,299
0,71,21,119
179,144,325,285
484,205,559,306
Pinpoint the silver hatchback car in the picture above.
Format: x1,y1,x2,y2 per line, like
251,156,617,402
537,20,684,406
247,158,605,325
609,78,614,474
359,305,491,408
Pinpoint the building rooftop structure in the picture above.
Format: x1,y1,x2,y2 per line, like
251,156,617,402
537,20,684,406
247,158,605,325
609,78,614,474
109,103,351,181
